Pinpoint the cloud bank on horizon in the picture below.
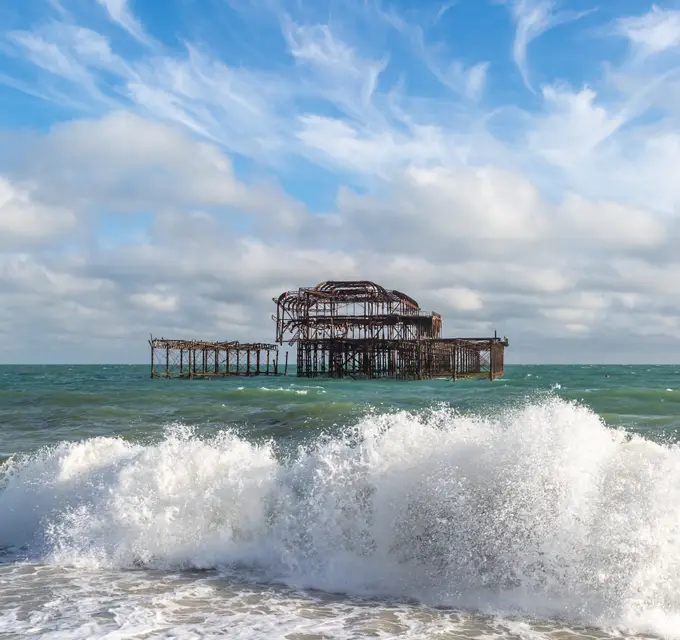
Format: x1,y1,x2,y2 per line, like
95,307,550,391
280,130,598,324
0,0,679,364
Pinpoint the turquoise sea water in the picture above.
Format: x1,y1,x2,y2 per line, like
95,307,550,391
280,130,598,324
2,364,680,458
1,364,680,639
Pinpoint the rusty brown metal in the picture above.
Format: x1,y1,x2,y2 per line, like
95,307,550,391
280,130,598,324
273,280,441,345
272,281,508,380
149,280,507,381
149,337,279,378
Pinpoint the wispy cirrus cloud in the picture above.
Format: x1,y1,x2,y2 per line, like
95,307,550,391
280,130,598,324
369,1,490,101
3,22,127,110
502,0,595,91
96,0,156,48
614,4,680,61
282,18,388,124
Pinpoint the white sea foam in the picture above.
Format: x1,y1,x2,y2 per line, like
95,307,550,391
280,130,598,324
234,385,326,395
260,386,309,394
2,398,680,638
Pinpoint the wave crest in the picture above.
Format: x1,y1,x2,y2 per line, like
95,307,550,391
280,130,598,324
2,399,680,636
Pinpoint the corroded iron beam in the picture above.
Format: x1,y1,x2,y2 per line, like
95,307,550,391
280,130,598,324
149,336,281,379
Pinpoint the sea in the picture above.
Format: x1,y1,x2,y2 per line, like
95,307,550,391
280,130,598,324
1,364,680,640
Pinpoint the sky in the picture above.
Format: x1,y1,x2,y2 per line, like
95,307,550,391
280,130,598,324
0,0,679,364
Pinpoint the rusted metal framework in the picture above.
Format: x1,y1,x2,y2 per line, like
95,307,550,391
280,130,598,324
149,337,282,378
292,337,505,380
420,338,506,380
275,281,442,344
273,281,507,380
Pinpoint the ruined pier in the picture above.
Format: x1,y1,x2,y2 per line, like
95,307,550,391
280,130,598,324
150,280,508,380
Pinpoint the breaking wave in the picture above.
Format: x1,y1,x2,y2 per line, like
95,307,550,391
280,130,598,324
2,398,680,637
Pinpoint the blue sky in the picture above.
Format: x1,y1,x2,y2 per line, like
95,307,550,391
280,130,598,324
0,0,680,364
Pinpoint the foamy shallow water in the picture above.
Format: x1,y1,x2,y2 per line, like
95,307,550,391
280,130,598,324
0,565,647,640
2,397,680,639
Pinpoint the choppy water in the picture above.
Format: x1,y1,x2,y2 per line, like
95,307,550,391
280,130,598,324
1,364,680,639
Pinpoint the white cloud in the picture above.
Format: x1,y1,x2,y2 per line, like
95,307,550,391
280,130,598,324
96,0,155,48
615,5,680,59
431,287,484,312
0,255,113,297
457,62,489,101
558,194,668,249
283,19,386,115
24,110,250,210
3,23,126,110
503,0,594,91
3,111,310,238
370,2,490,101
295,116,453,177
130,291,179,313
528,85,625,169
0,177,77,248
6,30,89,82
125,45,293,158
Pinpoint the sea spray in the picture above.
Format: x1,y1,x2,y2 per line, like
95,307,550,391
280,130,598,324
2,398,680,636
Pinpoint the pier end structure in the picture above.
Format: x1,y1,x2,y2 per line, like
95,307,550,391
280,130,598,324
273,280,507,380
149,337,281,378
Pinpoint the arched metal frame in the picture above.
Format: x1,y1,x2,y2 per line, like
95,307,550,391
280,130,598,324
274,280,441,345
273,281,507,380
